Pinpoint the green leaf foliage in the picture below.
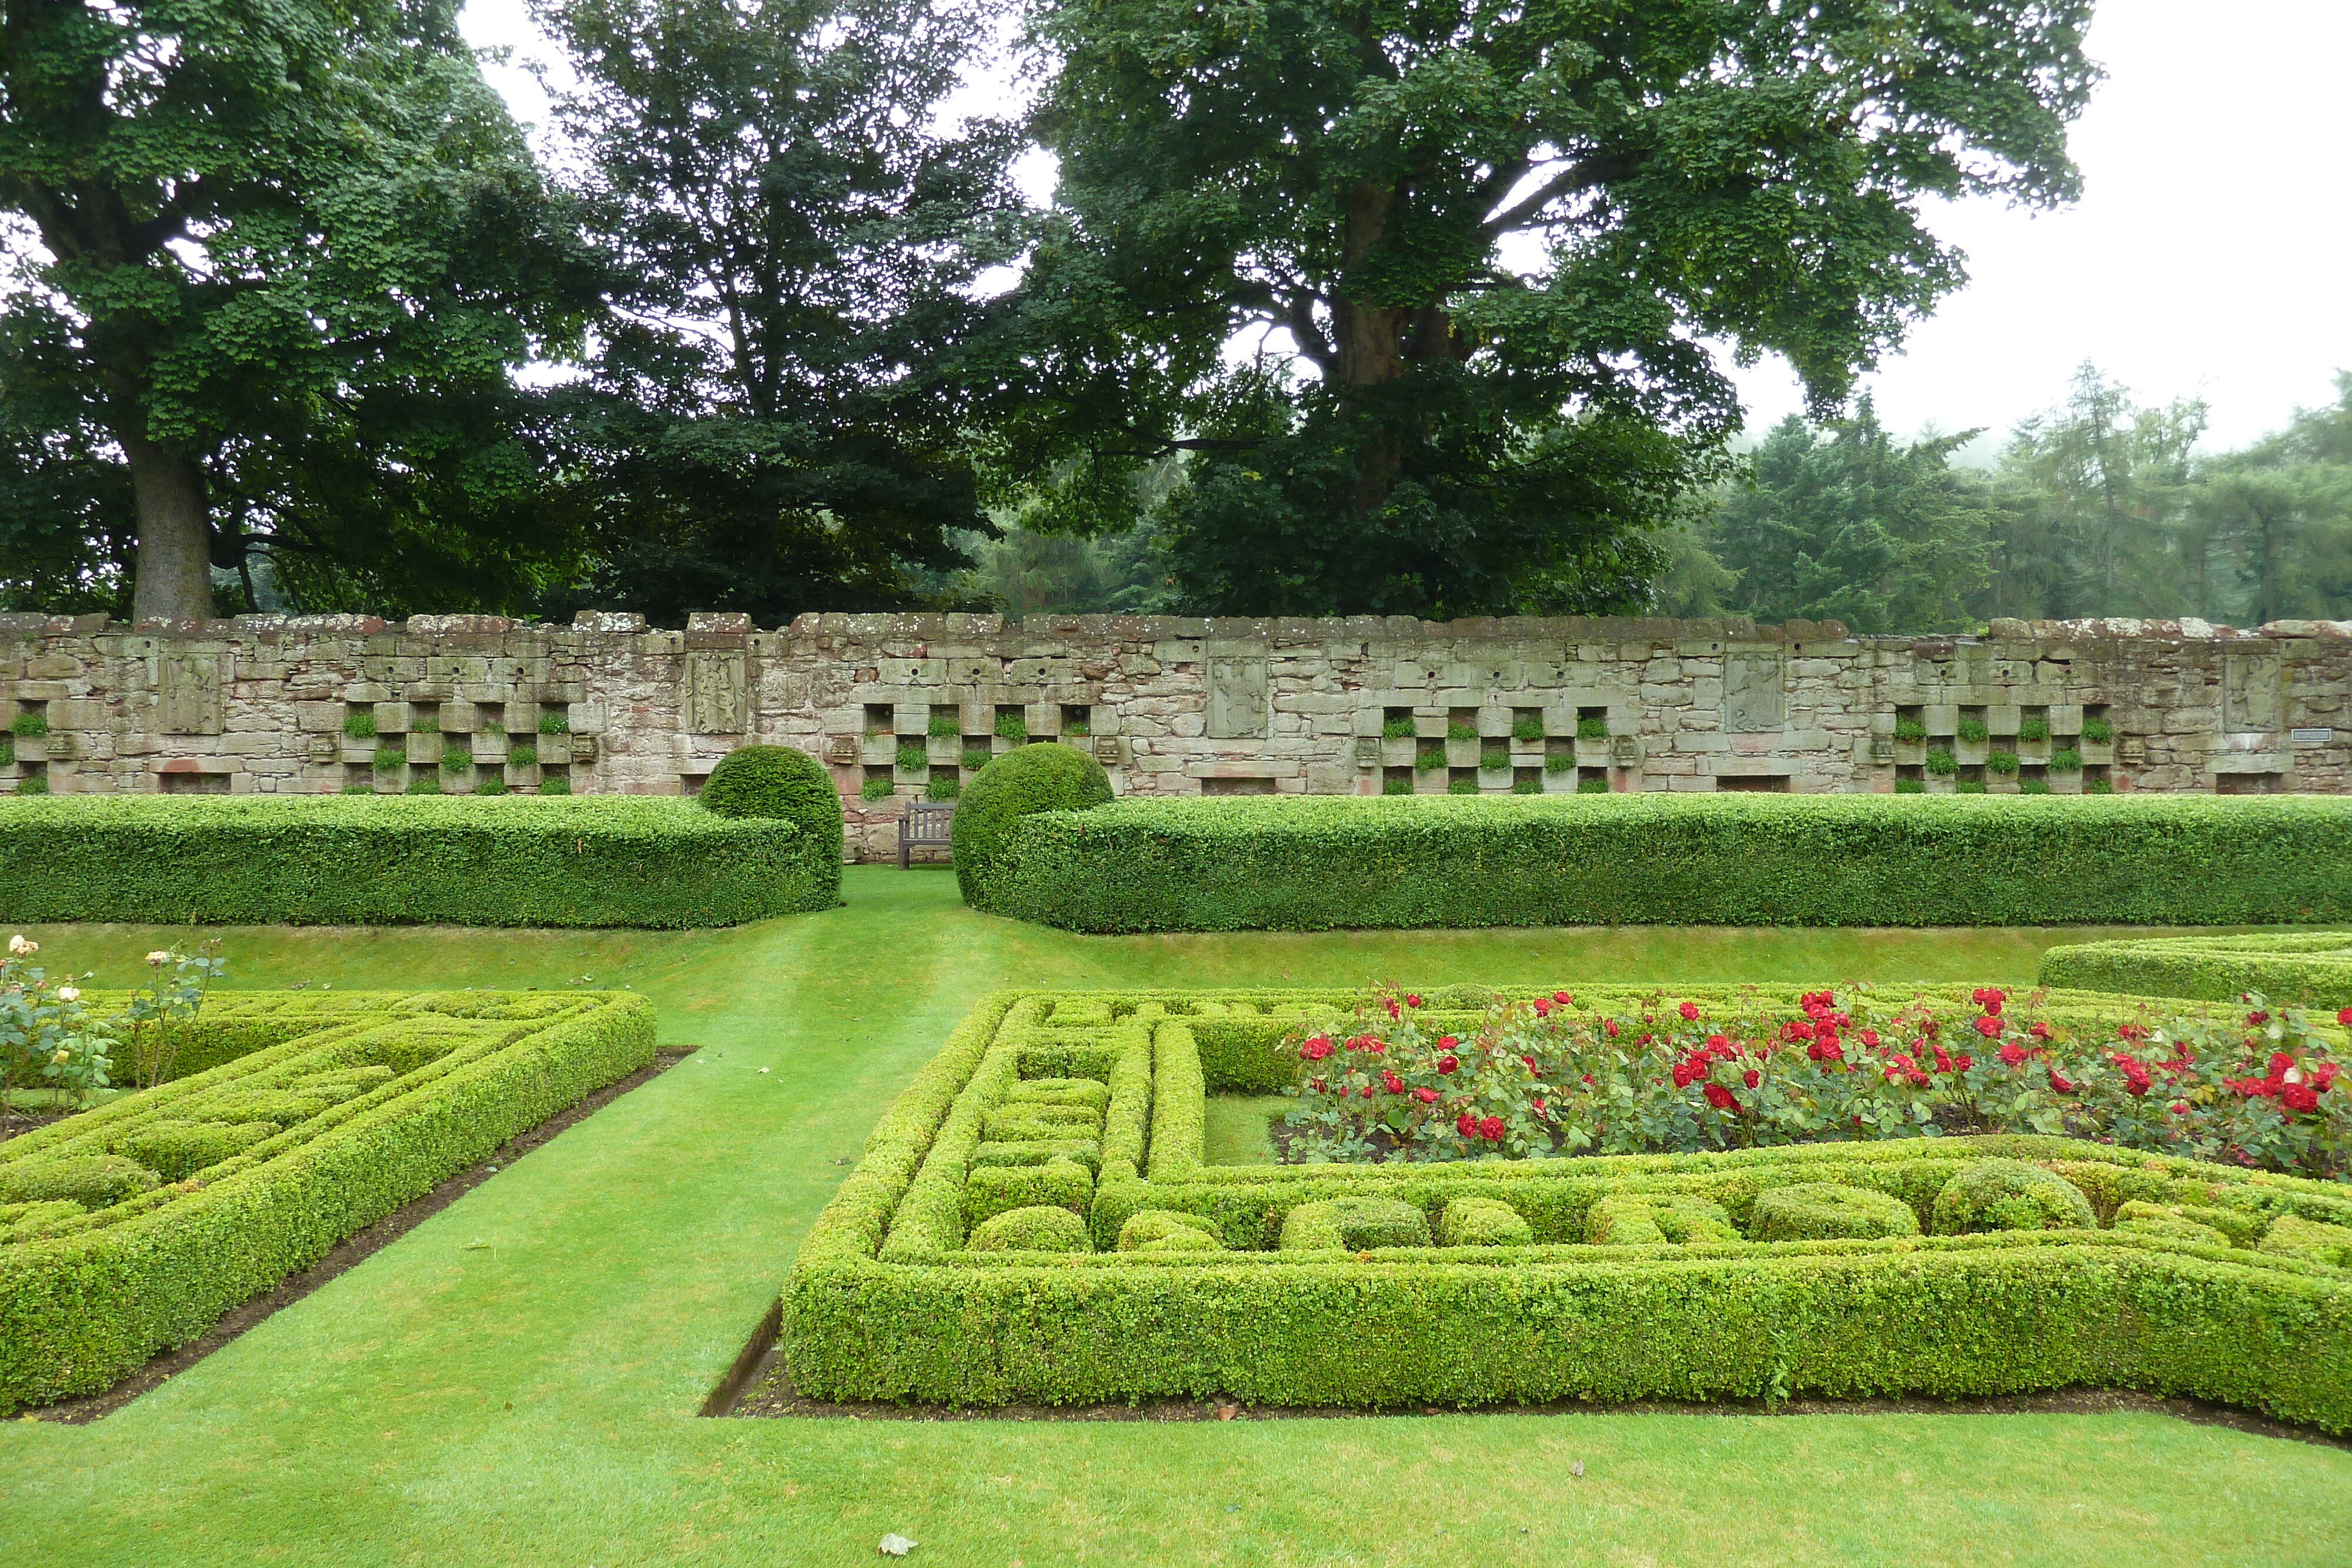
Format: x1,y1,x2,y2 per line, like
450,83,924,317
529,0,1028,628
950,742,1112,910
975,794,2352,932
1702,402,1997,631
0,796,833,926
2039,933,2352,1012
0,990,653,1406
696,745,846,898
0,0,606,619
783,987,2352,1423
1005,0,2094,617
1930,1161,2097,1235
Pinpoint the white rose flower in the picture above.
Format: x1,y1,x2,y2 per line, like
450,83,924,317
56,985,79,1002
146,950,172,965
8,934,32,955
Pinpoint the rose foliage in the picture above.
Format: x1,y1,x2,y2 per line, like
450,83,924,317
1284,987,2352,1180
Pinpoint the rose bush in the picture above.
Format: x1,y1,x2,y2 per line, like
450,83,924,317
1281,984,2352,1178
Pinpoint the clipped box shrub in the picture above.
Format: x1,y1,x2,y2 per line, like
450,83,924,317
1749,1182,1920,1242
1931,1159,2097,1234
784,986,2352,1428
0,795,834,928
1438,1196,1533,1248
2040,932,2352,1011
979,794,2352,931
951,741,1112,911
967,1206,1093,1253
0,989,653,1407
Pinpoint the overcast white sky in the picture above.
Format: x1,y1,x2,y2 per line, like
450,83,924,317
460,0,2352,453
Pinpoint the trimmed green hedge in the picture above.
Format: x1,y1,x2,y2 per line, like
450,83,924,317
2040,932,2352,1011
979,794,2352,931
784,986,2352,1426
0,796,837,927
0,990,654,1407
952,743,1112,911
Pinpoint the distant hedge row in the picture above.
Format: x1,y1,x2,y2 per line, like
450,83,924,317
981,794,2352,931
783,987,2352,1425
2042,932,2352,1010
0,795,838,927
0,991,655,1407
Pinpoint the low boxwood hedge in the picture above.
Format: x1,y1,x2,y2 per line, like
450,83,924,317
2040,932,2352,1011
0,989,654,1408
0,795,836,927
978,794,2352,931
783,987,2352,1427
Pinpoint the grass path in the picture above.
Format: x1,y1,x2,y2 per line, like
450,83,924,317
6,872,2349,1566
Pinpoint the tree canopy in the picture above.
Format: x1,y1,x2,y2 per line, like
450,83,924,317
530,0,1030,628
0,0,601,619
998,0,2099,617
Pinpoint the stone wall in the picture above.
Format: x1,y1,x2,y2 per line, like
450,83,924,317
4,609,2349,861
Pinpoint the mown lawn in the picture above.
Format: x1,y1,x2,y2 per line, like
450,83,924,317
5,870,2347,1567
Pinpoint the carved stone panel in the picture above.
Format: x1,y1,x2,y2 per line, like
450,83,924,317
1354,735,1381,767
1723,653,1786,734
1205,656,1268,739
156,649,225,735
826,735,857,765
2223,654,2282,732
684,650,749,735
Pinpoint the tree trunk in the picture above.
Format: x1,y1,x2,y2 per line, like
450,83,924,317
121,430,216,621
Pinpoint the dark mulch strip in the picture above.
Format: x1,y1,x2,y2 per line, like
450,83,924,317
0,1105,66,1144
729,1363,2348,1448
25,1045,699,1425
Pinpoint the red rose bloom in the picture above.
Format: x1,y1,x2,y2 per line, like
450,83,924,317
1743,1068,1760,1089
2315,1062,2341,1092
1702,1083,1737,1111
1414,1086,1439,1104
1301,1035,1334,1062
1553,991,1573,1005
2030,1021,2052,1041
2339,1007,2352,1028
1436,1054,1460,1075
1381,1071,1405,1095
1385,1000,1400,1019
1478,1115,1506,1142
1859,1029,1880,1049
1998,1043,2027,1067
2048,1068,2075,1094
1973,1015,2002,1039
1534,998,1552,1017
1438,1035,1459,1050
2283,1082,2320,1114
1679,1001,1700,1021
1360,1084,1376,1098
1603,1019,1619,1038
1457,1112,1479,1138
2247,1010,2270,1026
1672,1052,1708,1089
1405,994,1422,1008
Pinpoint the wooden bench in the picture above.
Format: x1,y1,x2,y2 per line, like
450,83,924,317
898,800,954,868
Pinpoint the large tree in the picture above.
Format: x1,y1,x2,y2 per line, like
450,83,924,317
532,0,1031,627
1008,0,2098,617
0,0,595,618
1704,402,1994,633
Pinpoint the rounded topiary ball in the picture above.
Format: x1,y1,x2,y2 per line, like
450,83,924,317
951,741,1112,910
698,744,845,900
1749,1182,1922,1242
1931,1159,2097,1235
